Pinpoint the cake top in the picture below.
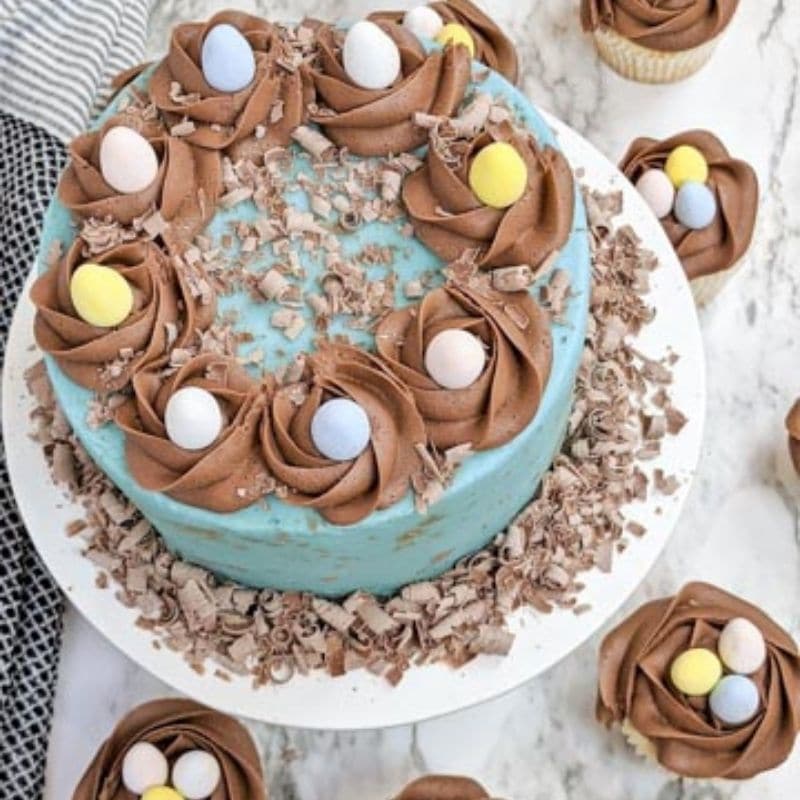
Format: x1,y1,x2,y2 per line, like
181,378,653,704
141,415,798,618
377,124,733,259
580,0,739,52
785,399,800,476
394,775,498,799
596,582,800,780
72,698,266,800
620,129,758,280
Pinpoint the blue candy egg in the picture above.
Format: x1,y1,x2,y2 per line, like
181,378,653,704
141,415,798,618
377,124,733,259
201,24,256,93
709,674,760,727
310,398,372,462
674,181,717,230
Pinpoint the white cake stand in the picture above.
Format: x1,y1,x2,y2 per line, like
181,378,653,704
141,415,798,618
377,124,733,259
2,113,705,730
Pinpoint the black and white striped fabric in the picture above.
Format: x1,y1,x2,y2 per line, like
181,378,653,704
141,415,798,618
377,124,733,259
1,2,153,797
0,0,153,142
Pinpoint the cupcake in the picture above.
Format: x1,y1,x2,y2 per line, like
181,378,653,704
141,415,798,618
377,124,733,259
597,582,800,780
619,130,758,305
580,1,739,83
72,698,266,799
394,775,498,799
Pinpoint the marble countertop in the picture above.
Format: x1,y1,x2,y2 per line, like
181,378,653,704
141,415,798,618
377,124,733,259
44,1,800,798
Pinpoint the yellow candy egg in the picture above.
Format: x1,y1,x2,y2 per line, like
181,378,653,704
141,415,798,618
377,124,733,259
665,145,709,188
670,648,722,696
435,23,475,57
468,142,528,209
69,263,134,328
141,787,184,800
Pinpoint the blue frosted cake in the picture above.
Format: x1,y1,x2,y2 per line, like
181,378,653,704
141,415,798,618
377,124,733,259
31,6,590,597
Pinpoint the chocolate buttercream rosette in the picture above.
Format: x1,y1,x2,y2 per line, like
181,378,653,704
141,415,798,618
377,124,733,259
71,698,266,800
403,121,573,272
260,344,427,525
394,775,497,800
30,239,214,392
596,582,800,780
58,113,223,248
370,0,519,84
309,20,470,157
149,10,312,159
620,130,758,304
580,0,739,82
375,284,551,451
786,400,800,477
116,353,271,512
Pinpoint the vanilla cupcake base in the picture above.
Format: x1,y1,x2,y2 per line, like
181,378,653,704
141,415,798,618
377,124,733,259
592,27,719,84
689,258,746,307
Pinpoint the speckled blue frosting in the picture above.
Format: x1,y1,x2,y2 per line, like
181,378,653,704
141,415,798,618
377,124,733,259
37,54,590,598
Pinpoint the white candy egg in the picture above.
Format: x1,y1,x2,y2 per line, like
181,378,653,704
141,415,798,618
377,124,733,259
99,126,159,195
635,169,675,220
121,741,169,795
172,749,222,800
310,397,372,461
403,5,444,40
424,329,486,390
164,386,224,451
718,617,767,675
343,20,401,91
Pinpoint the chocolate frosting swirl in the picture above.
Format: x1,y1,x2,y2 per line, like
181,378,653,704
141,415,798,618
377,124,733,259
597,582,800,780
30,239,213,392
369,0,519,84
58,114,222,247
260,344,427,525
785,400,800,476
116,354,270,512
309,21,470,157
375,284,551,450
580,0,739,52
149,11,311,158
394,775,493,800
619,130,758,280
71,698,266,800
403,121,574,271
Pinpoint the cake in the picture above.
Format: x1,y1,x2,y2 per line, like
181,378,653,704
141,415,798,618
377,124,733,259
394,775,498,799
71,698,266,799
31,7,590,598
619,130,758,306
580,0,739,83
596,582,800,780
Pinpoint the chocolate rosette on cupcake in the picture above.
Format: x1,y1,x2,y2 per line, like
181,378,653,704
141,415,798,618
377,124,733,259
309,20,470,156
786,400,800,476
370,0,519,84
619,130,757,281
30,239,214,392
403,120,574,271
72,698,266,800
116,354,270,512
260,344,427,525
58,114,222,246
394,775,495,799
149,10,311,158
597,582,800,780
375,284,551,451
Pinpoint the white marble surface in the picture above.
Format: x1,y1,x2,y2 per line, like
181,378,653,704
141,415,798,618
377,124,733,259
44,1,800,798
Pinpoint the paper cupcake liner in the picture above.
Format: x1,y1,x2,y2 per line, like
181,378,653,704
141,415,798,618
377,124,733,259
592,27,719,84
689,257,746,307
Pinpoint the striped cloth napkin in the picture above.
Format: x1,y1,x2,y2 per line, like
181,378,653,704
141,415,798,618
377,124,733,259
0,2,152,797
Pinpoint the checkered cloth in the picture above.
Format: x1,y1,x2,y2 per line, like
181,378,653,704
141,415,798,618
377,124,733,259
0,2,153,797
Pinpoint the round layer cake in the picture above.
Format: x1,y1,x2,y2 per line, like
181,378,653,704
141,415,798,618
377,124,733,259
33,14,590,597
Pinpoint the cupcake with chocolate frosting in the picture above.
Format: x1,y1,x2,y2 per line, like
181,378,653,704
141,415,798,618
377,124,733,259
375,284,552,450
148,10,313,161
369,0,519,84
394,775,499,799
309,19,470,157
30,239,214,392
403,120,574,272
580,0,739,83
619,129,758,305
260,343,427,525
71,698,266,800
597,582,800,780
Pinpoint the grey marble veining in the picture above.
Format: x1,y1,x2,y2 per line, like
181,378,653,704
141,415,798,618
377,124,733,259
44,1,800,798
